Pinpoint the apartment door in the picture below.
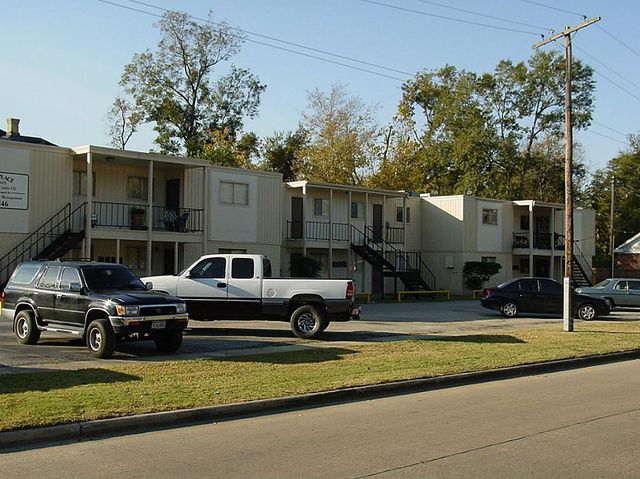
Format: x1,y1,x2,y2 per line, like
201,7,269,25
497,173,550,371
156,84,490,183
166,179,180,212
372,204,383,242
291,197,303,239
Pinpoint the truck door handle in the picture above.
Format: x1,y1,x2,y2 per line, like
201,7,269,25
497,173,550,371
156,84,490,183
217,282,227,288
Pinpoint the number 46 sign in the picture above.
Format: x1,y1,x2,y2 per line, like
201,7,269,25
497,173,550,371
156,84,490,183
0,172,29,210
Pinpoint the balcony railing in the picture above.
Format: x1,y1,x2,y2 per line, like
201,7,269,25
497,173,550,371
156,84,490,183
513,232,566,250
286,221,403,244
91,202,203,232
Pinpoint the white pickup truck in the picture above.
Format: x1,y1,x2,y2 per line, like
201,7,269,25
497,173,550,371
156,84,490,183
142,254,359,339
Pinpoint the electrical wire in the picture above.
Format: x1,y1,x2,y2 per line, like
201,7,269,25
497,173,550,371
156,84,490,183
409,0,552,31
597,25,640,60
575,45,640,93
95,0,410,82
591,121,629,139
358,0,543,36
517,0,587,18
585,129,628,145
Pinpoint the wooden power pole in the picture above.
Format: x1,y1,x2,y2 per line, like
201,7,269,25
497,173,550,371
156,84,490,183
533,16,600,332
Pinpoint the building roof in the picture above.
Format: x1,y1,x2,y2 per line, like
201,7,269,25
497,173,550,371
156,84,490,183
614,232,640,254
0,131,57,146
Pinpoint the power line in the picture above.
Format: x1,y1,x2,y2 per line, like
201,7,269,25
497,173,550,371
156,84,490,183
126,0,414,77
409,0,552,31
358,0,543,36
575,45,640,93
518,0,586,18
597,25,640,59
591,121,629,139
585,129,628,145
95,0,410,82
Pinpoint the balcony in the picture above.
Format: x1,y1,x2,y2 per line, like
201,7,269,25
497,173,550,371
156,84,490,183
286,221,404,244
513,232,566,250
92,202,203,233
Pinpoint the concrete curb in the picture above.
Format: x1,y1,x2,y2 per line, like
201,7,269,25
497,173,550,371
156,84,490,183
2,349,639,450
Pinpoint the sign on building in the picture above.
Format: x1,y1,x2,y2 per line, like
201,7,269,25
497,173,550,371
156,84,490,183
0,172,29,210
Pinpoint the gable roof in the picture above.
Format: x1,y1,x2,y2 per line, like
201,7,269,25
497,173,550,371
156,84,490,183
614,232,640,254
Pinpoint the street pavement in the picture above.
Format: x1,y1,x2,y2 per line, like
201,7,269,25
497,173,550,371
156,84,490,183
1,300,638,373
2,359,638,478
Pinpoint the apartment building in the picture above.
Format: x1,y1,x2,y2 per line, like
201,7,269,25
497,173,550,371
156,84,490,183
1,119,596,297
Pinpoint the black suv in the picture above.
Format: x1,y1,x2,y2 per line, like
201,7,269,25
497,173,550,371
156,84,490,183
0,261,189,358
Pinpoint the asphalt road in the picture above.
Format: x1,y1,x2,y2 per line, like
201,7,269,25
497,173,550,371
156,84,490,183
2,359,639,478
1,300,638,373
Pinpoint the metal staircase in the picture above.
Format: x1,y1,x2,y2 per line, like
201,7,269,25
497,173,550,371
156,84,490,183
571,242,592,288
350,225,436,295
0,203,87,286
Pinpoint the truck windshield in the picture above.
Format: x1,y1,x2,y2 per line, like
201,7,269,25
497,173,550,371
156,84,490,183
82,266,146,291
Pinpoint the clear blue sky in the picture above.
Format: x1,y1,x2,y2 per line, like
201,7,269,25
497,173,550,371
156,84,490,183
2,0,638,172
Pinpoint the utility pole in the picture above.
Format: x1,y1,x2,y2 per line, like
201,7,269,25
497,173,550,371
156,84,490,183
610,178,615,278
533,16,600,332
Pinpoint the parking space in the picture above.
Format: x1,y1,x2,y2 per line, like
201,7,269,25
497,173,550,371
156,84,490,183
1,300,639,374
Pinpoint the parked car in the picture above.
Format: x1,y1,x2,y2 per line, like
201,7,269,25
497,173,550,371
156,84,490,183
1,260,189,358
142,254,359,339
576,278,640,308
480,277,610,320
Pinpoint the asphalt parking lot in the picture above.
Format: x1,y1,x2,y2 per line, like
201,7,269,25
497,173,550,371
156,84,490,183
1,300,639,374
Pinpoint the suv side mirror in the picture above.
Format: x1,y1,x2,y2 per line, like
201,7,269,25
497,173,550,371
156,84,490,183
69,282,82,293
145,282,153,290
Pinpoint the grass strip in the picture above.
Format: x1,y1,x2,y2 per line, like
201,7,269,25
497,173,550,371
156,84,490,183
1,322,640,431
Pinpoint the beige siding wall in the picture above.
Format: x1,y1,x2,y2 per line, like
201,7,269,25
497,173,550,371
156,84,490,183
420,196,465,251
256,174,283,244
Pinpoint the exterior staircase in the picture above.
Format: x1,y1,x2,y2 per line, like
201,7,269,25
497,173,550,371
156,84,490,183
350,225,436,296
0,203,86,287
571,242,593,288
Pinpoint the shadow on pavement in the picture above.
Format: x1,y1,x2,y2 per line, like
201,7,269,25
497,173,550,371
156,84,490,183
0,368,139,393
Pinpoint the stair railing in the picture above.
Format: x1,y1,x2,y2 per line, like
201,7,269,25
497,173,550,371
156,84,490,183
572,241,593,286
0,203,87,284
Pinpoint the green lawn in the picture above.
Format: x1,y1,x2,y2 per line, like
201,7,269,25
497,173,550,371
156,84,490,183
1,322,640,431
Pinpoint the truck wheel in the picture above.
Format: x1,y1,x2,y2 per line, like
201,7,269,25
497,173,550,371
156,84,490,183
290,305,327,339
86,319,116,358
154,330,183,353
15,310,41,345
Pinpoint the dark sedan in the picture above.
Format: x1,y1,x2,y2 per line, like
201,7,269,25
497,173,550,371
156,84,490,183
480,277,610,320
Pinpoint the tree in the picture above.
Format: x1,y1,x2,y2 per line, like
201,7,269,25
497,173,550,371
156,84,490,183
116,11,265,157
289,255,321,277
201,130,260,168
300,84,379,185
106,97,142,149
463,261,502,290
259,129,308,181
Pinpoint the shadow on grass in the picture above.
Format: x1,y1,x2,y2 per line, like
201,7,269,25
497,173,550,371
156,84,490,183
211,346,358,364
430,334,526,344
185,327,411,342
0,368,139,394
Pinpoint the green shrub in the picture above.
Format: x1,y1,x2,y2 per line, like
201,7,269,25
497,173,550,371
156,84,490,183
463,261,502,290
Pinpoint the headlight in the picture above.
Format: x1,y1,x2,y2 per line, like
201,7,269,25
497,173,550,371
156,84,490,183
176,303,187,314
115,305,140,316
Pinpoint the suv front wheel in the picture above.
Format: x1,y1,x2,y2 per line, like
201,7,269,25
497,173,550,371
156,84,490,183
86,319,116,358
15,310,41,345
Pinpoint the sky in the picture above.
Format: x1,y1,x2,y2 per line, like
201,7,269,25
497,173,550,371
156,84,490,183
2,0,639,173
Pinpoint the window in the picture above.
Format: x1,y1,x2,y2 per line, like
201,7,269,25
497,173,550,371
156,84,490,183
73,171,96,196
520,215,530,230
351,202,364,219
396,206,411,224
220,181,248,205
10,264,42,285
520,279,538,292
540,279,562,293
628,281,640,291
482,208,498,225
190,258,226,279
127,176,148,201
59,268,82,290
314,198,328,216
232,258,254,279
614,281,628,290
481,256,497,263
37,266,61,289
519,258,530,275
262,258,272,278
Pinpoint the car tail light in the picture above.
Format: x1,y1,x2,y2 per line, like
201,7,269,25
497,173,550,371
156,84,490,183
346,281,354,300
0,291,4,308
482,288,493,298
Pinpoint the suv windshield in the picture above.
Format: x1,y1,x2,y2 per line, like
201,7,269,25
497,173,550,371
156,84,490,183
81,266,146,291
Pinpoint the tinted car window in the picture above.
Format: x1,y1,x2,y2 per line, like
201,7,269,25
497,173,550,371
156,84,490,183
262,258,272,278
614,281,628,290
37,266,61,289
190,258,226,279
593,279,612,288
82,266,145,290
11,263,42,284
60,267,82,290
540,279,562,293
520,279,538,292
232,258,254,279
628,281,640,291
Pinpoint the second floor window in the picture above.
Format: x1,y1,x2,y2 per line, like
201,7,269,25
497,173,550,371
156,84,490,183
128,176,148,201
220,181,249,205
73,171,95,197
482,208,498,226
396,206,411,223
351,201,364,219
314,198,328,216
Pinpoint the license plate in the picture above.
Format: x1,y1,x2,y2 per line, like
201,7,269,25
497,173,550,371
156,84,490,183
151,320,166,330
